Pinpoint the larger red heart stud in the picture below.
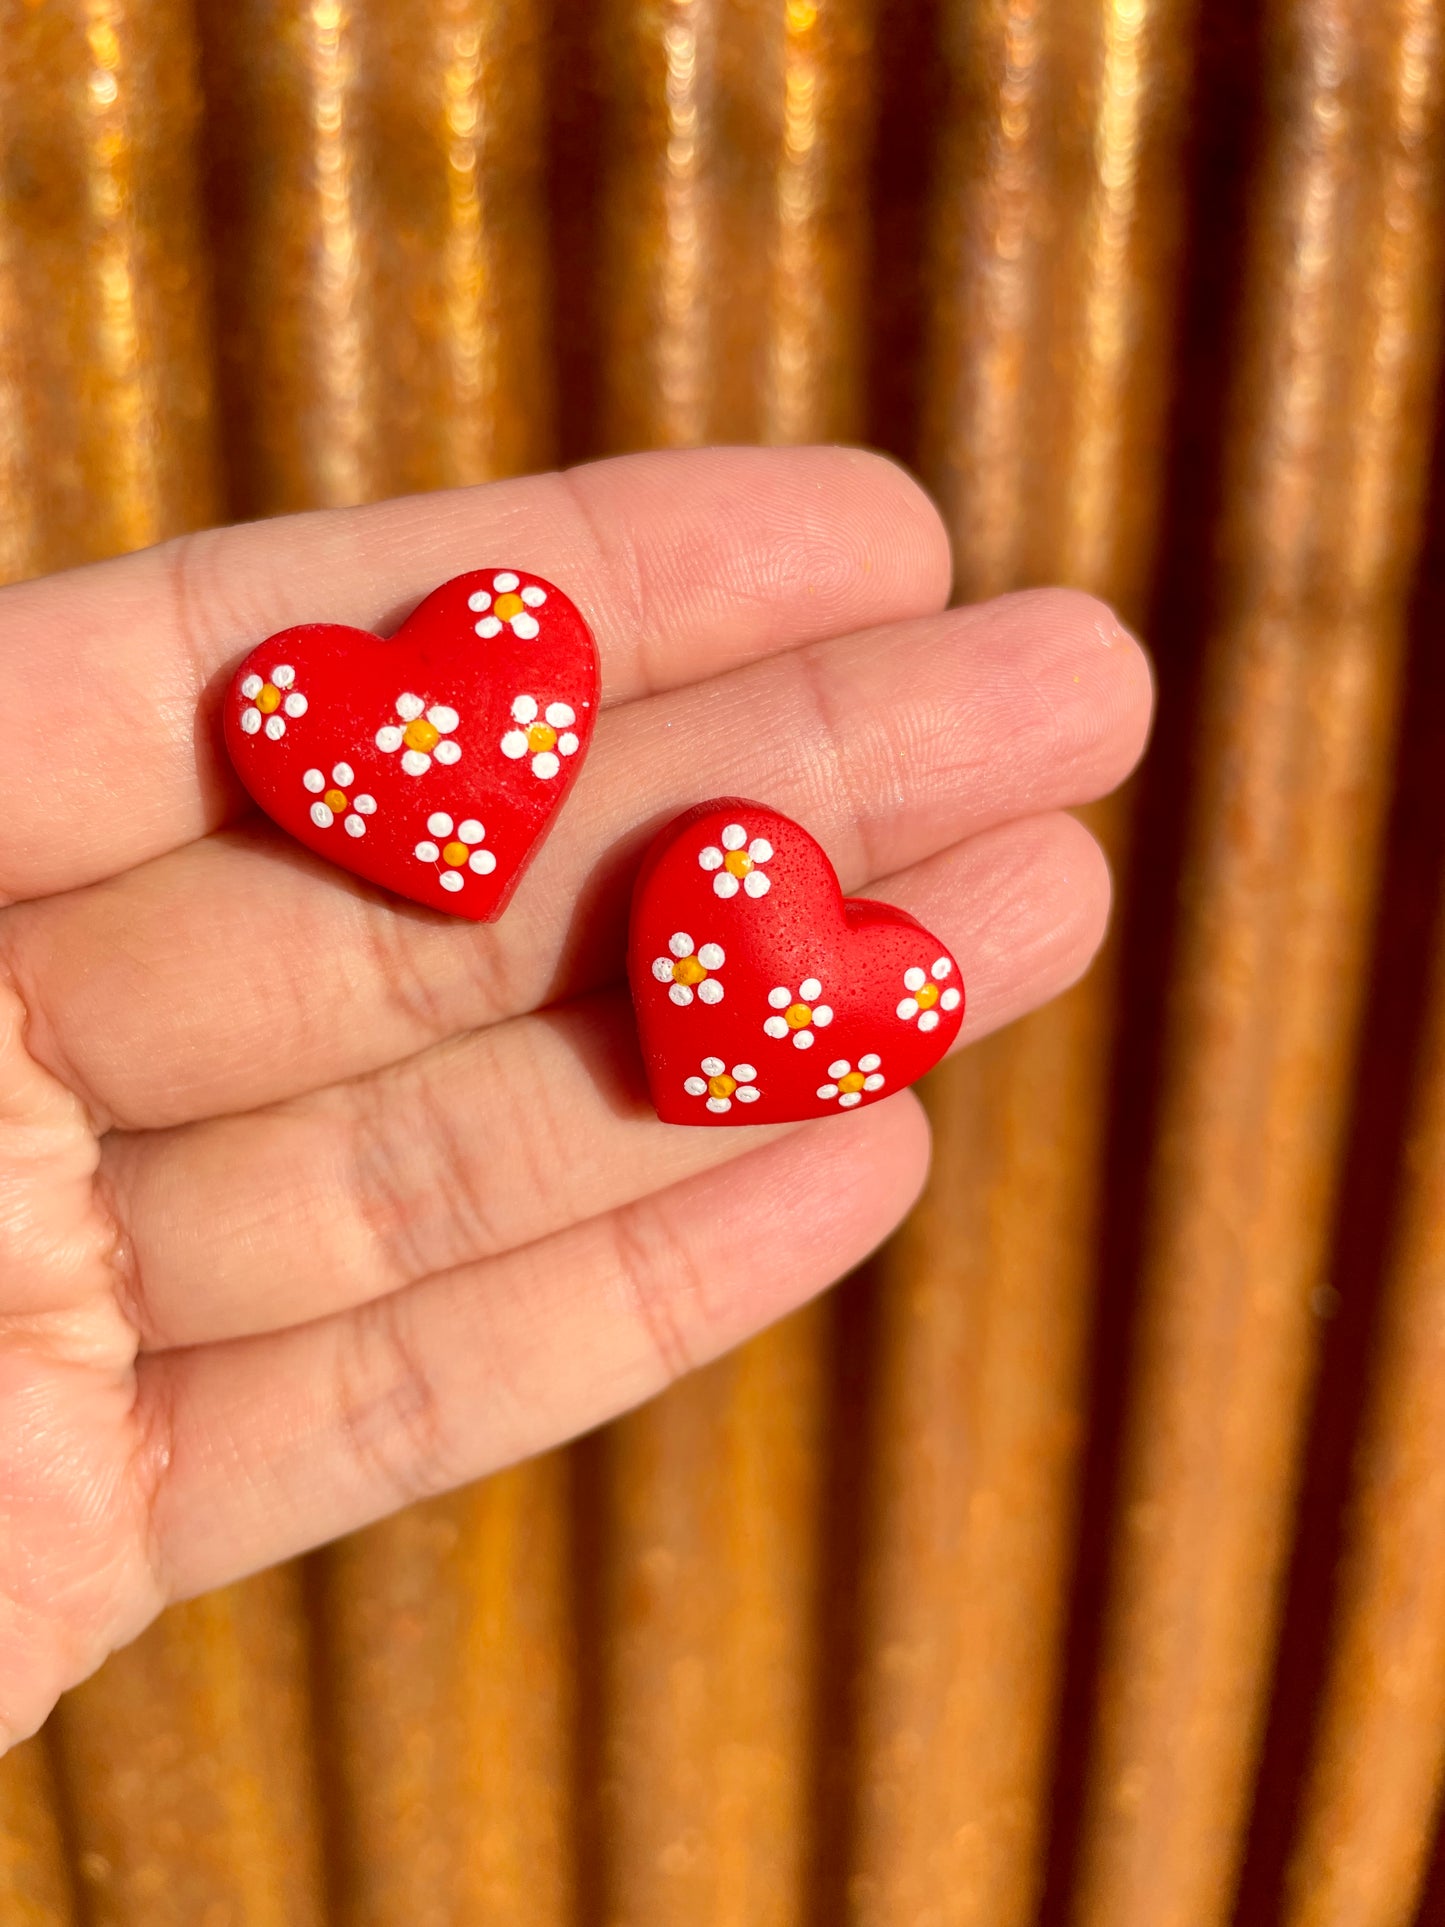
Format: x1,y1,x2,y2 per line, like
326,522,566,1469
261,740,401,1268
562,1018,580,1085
224,569,598,921
628,800,965,1124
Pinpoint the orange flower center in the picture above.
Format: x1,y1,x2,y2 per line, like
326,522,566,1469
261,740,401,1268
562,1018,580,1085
708,1073,737,1101
839,1071,866,1094
527,722,558,753
493,591,524,622
916,982,940,1009
785,1002,812,1030
256,683,282,714
442,841,470,867
324,788,347,812
672,956,707,986
404,717,440,753
723,849,753,878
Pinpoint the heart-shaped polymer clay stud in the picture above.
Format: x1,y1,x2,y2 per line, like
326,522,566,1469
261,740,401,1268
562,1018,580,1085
224,569,598,921
628,799,964,1124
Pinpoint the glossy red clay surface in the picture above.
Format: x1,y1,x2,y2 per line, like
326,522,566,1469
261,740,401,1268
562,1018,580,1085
225,569,599,921
629,799,965,1126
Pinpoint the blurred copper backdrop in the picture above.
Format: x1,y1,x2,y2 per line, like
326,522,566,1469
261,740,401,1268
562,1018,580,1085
4,0,1445,1922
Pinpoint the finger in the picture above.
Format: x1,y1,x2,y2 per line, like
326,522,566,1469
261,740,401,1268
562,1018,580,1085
11,589,1150,1131
142,1094,932,1598
103,810,1109,1350
0,446,950,904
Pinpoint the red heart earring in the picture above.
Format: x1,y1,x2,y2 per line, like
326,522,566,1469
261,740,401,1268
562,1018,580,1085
224,570,599,921
628,799,964,1124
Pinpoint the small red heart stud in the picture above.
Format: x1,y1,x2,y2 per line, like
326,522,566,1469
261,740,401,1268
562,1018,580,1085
225,569,599,921
628,800,964,1124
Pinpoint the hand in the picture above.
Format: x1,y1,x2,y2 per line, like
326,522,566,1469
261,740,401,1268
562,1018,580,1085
0,446,1152,1747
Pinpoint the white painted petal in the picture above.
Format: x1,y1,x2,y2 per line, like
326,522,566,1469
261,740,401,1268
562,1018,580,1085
721,823,747,851
414,841,440,862
439,871,464,893
545,702,575,728
376,725,404,752
764,1016,790,1039
839,1091,862,1108
734,1086,760,1104
272,664,296,688
897,997,919,1020
344,815,365,838
532,751,560,779
859,1054,881,1073
264,715,286,739
520,585,546,606
933,958,952,979
684,1077,708,1096
701,1058,725,1076
800,978,822,1002
467,590,492,612
283,693,308,717
303,767,325,792
469,849,497,874
396,692,425,721
864,1074,885,1091
558,732,579,756
475,616,502,638
310,802,334,829
744,871,771,897
941,987,962,1011
510,612,540,640
768,987,792,1009
401,749,431,775
653,957,676,983
793,1031,815,1050
919,1010,940,1032
670,932,694,958
706,1097,731,1114
433,740,461,766
698,980,723,1005
500,730,529,759
240,706,261,733
492,571,519,592
904,966,927,992
697,943,724,970
511,694,538,723
456,820,484,844
353,794,376,814
732,1064,756,1082
818,1085,839,1100
428,705,459,734
827,1060,851,1080
699,846,724,871
713,872,740,898
748,838,773,863
669,984,694,1007
428,813,454,836
330,761,354,786
811,1008,834,1031
240,674,263,699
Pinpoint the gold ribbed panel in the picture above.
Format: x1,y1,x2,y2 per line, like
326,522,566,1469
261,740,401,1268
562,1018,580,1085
11,0,1445,1921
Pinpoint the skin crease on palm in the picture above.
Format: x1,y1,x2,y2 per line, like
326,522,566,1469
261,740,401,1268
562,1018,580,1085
0,445,1153,1751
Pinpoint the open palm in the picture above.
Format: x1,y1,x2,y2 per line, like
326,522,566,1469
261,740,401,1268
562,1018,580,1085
0,446,1151,1748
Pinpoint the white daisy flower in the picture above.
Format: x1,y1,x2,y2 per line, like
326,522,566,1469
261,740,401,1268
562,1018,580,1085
698,822,774,899
897,957,963,1032
650,932,725,1006
762,977,833,1049
239,662,308,740
413,812,498,894
499,695,580,779
469,571,548,641
375,692,463,775
302,763,376,838
683,1057,760,1115
817,1055,886,1109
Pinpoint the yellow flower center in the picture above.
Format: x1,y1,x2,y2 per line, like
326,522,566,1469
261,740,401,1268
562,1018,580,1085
256,683,282,714
527,722,558,753
404,716,440,752
442,841,470,867
724,849,754,879
785,1002,813,1030
493,591,524,622
708,1073,737,1101
672,955,707,986
916,982,940,1010
324,788,348,812
839,1070,867,1095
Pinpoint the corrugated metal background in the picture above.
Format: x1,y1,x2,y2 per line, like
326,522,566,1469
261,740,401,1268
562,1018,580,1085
4,0,1445,1922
